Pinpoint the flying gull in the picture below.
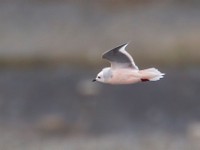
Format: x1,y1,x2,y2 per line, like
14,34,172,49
93,43,165,84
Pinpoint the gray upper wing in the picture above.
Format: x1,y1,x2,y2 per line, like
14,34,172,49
102,43,139,70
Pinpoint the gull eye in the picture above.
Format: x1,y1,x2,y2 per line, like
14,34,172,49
98,76,101,79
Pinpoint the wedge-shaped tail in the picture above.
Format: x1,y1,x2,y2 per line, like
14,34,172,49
140,68,165,82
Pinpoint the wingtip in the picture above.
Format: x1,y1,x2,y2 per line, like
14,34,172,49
121,42,129,47
115,42,129,51
102,42,130,59
125,41,132,46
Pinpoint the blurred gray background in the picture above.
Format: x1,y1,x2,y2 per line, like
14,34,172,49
0,0,200,150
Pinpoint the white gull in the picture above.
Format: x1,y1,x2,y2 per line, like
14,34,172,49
93,43,165,84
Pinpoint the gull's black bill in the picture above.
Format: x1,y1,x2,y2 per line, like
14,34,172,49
92,79,96,82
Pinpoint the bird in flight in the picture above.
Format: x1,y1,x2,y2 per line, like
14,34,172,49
93,43,165,84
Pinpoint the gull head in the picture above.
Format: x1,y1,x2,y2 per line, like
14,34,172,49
93,68,112,83
93,70,105,83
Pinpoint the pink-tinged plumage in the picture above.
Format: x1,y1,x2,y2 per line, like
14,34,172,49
94,43,165,85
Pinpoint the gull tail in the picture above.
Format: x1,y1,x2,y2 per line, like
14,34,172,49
140,68,165,82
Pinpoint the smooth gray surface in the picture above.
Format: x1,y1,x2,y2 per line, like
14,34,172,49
0,67,199,134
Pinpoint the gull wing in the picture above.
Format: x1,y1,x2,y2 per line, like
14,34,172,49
102,43,139,70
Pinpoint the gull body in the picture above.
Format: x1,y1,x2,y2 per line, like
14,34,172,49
93,43,165,85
